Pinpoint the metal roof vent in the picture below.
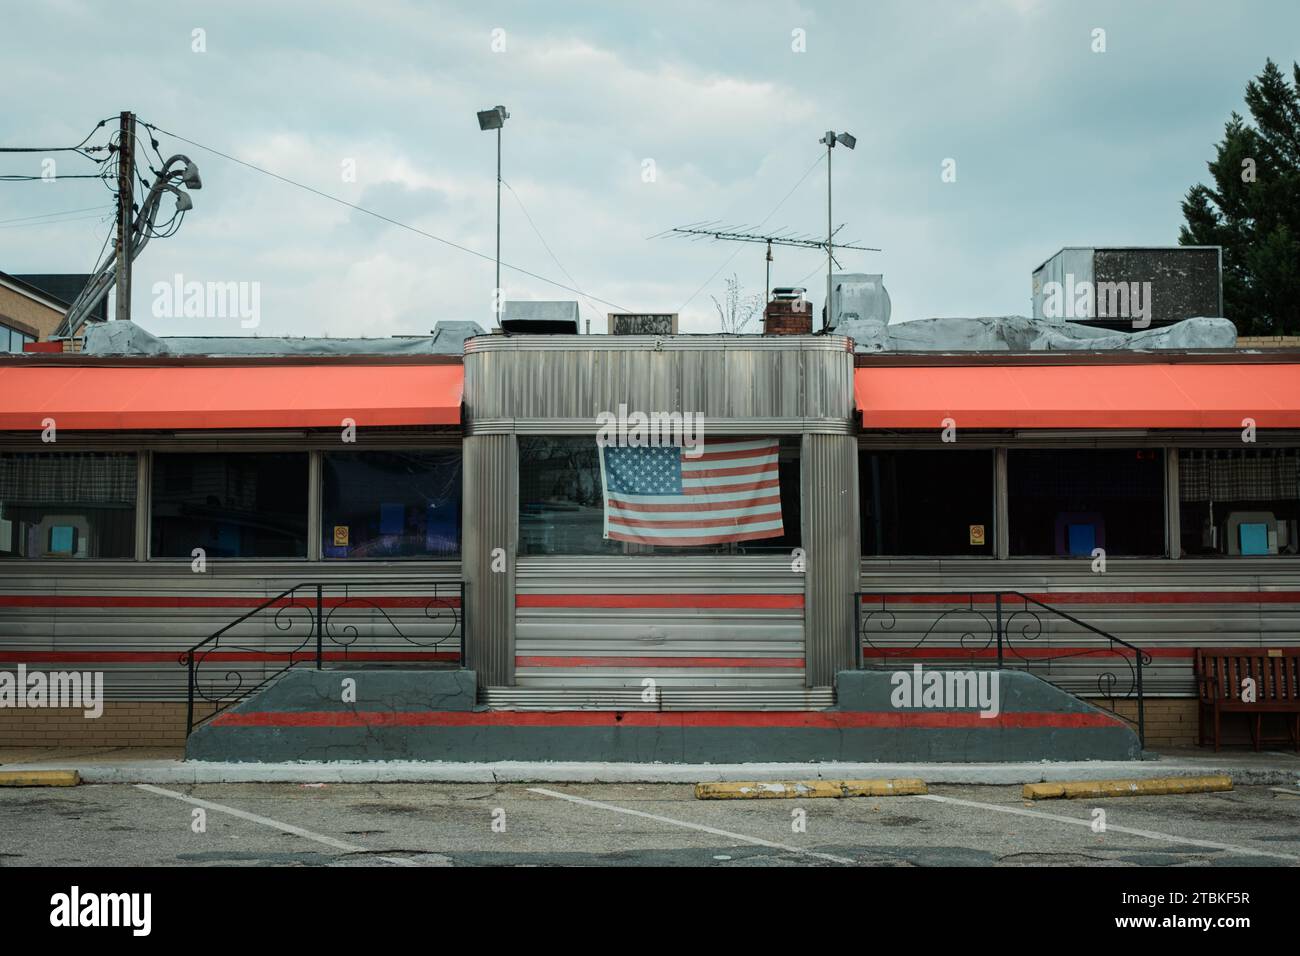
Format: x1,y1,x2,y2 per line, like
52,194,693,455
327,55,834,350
500,300,579,334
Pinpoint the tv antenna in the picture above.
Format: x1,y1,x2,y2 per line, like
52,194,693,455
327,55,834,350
662,222,880,302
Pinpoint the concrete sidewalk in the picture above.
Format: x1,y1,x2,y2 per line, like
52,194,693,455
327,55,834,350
2,745,1298,785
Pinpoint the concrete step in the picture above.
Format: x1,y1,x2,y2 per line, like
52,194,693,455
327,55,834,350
186,666,1139,763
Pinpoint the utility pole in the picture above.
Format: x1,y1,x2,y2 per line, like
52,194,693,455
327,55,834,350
114,111,136,323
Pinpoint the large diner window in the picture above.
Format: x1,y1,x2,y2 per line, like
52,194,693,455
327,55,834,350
518,436,801,555
1178,448,1299,556
321,450,461,558
860,449,995,556
150,452,308,558
1007,448,1165,557
0,452,137,559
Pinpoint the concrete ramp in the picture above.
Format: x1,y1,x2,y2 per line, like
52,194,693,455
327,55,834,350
185,667,1141,763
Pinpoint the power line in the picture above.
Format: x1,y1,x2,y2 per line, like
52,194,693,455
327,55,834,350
0,211,113,230
501,178,603,324
0,205,111,225
142,121,636,315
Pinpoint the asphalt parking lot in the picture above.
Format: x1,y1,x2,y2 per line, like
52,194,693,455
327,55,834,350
2,781,1299,867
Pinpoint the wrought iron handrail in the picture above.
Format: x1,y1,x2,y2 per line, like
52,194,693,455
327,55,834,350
182,579,465,736
853,590,1147,747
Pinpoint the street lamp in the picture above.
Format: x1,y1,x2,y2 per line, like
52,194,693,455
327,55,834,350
478,105,510,321
819,130,855,330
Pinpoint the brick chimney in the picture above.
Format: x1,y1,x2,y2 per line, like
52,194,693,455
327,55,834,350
763,287,812,335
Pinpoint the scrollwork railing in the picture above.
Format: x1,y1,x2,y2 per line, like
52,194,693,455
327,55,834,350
853,590,1147,747
182,580,465,736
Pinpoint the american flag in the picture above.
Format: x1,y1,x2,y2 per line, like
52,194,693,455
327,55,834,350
599,439,784,546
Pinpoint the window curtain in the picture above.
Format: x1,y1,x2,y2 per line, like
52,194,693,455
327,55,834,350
0,453,136,506
1179,448,1300,501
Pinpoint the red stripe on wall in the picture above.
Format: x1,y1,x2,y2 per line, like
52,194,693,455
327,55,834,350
0,595,461,609
516,593,804,609
867,591,1300,605
0,651,458,663
2,590,1293,612
859,646,1194,659
515,655,805,668
212,709,1121,729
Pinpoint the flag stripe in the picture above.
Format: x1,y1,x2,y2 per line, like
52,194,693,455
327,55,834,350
607,493,782,512
610,511,782,529
606,526,785,546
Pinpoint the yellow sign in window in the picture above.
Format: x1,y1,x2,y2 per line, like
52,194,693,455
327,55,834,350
969,524,986,546
333,526,349,547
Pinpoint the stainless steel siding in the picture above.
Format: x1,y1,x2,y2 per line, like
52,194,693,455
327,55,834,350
0,562,462,701
804,434,861,686
857,559,1300,696
462,433,517,687
464,335,855,430
514,556,804,690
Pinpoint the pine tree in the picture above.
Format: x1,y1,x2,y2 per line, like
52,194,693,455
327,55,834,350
1180,60,1300,336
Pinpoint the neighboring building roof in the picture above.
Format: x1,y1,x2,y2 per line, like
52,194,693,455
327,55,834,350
0,270,74,314
81,319,484,357
11,273,105,322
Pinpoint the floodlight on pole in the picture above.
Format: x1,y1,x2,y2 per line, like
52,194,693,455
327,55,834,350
819,129,856,330
478,105,510,321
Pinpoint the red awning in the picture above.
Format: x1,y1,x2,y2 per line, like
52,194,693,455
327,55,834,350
0,363,463,431
855,363,1300,430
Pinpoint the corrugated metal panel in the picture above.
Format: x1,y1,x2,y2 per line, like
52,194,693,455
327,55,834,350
462,434,517,687
803,434,861,687
0,561,462,701
515,556,804,691
857,559,1300,696
464,335,855,431
1031,248,1094,321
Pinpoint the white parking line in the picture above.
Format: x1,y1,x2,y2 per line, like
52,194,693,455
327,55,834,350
527,786,856,865
917,793,1300,862
135,784,422,866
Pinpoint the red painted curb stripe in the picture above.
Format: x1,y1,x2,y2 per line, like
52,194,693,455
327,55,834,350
866,591,1300,605
211,710,1122,729
514,655,805,668
860,646,1194,659
0,651,458,663
0,595,461,609
516,594,804,609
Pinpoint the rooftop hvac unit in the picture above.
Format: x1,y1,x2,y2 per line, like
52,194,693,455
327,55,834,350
1030,247,1223,329
607,313,678,335
500,300,580,334
831,274,890,327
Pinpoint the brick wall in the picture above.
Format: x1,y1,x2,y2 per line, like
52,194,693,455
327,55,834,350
0,285,65,340
763,298,812,335
1090,697,1197,748
0,702,218,747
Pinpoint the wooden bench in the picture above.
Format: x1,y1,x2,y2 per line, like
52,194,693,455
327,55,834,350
1195,648,1300,752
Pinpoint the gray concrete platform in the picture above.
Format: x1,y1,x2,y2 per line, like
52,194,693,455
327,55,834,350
2,746,1297,785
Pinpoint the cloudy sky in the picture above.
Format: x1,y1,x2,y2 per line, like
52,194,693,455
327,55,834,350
2,0,1297,337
